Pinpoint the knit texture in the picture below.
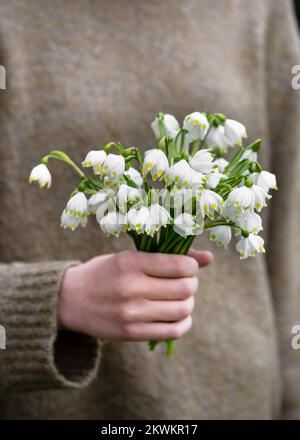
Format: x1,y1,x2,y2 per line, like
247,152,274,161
0,0,299,420
0,262,102,392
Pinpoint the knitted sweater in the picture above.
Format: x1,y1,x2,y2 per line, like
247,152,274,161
0,0,299,420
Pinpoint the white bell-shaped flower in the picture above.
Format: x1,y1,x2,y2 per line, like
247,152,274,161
238,211,263,234
173,213,203,238
206,171,225,189
66,192,88,217
100,154,125,181
124,167,143,188
251,184,270,212
151,113,180,139
164,160,193,189
88,191,109,214
213,157,229,173
227,184,270,212
169,189,193,217
99,212,127,237
127,208,138,231
132,206,150,235
241,149,257,162
191,169,206,193
183,112,209,141
148,203,170,232
198,189,224,219
29,164,52,189
95,202,110,223
222,200,242,222
236,233,265,259
252,171,277,193
189,149,215,174
116,184,142,212
82,150,106,167
205,125,231,148
142,149,169,181
172,129,190,153
209,226,232,248
60,209,87,231
227,186,254,211
224,119,247,146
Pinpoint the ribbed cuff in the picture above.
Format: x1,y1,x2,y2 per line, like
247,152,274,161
281,366,300,420
0,261,102,392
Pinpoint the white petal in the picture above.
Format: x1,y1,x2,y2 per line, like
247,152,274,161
82,150,106,167
66,192,88,217
29,164,52,189
183,112,209,141
224,119,247,145
210,226,232,248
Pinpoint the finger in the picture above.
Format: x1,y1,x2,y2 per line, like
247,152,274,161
128,275,198,300
137,252,199,278
122,316,193,341
123,296,195,323
188,249,214,267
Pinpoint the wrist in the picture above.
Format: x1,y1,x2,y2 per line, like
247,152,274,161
58,265,81,332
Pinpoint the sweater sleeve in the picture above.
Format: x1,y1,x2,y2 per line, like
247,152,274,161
265,0,300,419
0,261,102,393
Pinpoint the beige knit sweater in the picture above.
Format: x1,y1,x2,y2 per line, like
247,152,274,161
0,0,299,420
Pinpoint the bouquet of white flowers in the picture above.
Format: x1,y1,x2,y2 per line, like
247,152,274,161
29,110,277,356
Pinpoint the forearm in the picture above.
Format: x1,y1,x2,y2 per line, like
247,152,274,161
0,261,102,393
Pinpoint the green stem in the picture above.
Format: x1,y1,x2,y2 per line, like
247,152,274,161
157,226,167,248
159,234,183,253
198,123,213,150
103,141,126,155
85,176,104,190
191,139,200,157
128,228,198,357
166,340,174,357
127,231,140,248
205,220,249,237
148,340,161,351
42,151,85,179
83,188,98,195
140,233,148,251
145,235,154,252
158,113,167,138
178,235,195,255
228,159,251,178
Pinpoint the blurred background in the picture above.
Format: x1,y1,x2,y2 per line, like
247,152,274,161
294,0,300,26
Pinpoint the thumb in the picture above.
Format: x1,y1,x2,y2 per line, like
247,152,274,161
188,248,214,268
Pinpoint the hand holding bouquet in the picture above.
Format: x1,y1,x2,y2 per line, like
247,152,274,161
29,110,277,355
